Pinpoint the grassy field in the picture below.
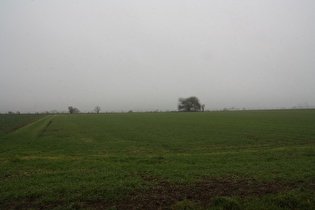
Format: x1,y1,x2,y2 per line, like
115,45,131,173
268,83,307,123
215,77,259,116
0,114,44,136
0,110,314,209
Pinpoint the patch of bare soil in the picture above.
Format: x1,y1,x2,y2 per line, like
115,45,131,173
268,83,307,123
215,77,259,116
3,176,310,210
90,175,303,209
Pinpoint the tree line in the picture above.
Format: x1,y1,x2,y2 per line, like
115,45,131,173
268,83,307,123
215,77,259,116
68,97,204,114
3,97,205,115
68,106,101,114
67,97,205,114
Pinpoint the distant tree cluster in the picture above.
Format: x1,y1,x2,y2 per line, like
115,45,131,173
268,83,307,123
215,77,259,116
67,106,102,114
178,96,204,112
7,111,20,115
68,106,80,114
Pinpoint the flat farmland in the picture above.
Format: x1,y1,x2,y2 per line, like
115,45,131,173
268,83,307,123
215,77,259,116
0,110,314,209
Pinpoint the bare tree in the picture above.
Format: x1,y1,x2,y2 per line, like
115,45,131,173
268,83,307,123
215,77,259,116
94,106,101,114
201,104,205,112
178,96,201,112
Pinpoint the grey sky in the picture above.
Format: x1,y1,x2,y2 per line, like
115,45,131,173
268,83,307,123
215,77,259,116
1,0,314,113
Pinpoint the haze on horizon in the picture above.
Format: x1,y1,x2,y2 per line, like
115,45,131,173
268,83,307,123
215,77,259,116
1,0,315,113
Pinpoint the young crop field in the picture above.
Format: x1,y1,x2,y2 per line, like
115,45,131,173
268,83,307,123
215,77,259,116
0,110,314,209
0,114,44,136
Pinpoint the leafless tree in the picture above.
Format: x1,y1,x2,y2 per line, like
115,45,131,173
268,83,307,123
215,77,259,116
201,104,205,112
94,106,101,114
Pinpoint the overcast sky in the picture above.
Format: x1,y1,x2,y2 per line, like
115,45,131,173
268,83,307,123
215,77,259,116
1,0,314,113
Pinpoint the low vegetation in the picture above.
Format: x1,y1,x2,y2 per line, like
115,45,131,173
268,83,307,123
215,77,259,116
0,110,314,209
0,114,45,136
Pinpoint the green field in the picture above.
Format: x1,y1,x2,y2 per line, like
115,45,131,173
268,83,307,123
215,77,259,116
0,114,43,136
0,110,314,209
